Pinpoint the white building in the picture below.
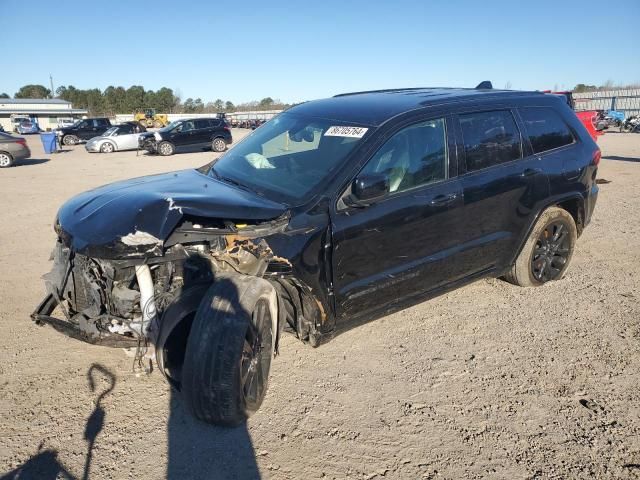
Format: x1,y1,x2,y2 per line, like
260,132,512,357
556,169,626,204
0,98,88,132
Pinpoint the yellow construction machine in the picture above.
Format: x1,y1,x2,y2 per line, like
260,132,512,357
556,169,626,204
134,109,169,129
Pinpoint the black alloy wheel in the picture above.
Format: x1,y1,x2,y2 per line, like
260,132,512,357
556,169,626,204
531,220,571,282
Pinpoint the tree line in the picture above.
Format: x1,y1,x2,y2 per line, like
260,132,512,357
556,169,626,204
1,84,291,115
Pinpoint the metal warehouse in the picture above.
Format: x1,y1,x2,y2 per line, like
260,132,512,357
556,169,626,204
0,98,88,132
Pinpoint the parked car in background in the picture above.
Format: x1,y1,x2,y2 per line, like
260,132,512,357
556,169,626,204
34,83,600,426
10,115,30,132
56,118,112,145
138,117,232,155
545,91,602,141
16,120,40,134
57,117,76,129
85,123,146,153
0,132,31,167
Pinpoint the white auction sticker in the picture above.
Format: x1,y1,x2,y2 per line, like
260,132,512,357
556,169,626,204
324,126,368,138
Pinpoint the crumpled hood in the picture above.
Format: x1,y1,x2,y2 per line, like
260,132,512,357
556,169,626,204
57,168,287,257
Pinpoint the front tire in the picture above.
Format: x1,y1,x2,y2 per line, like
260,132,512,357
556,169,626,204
181,274,275,426
0,152,14,168
504,206,577,287
100,142,115,153
158,141,175,156
212,137,227,152
62,135,79,146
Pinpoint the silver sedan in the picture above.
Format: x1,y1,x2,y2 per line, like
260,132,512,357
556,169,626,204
85,124,143,153
0,132,31,167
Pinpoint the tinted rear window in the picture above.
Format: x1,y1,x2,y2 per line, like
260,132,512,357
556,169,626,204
459,110,522,172
520,107,575,154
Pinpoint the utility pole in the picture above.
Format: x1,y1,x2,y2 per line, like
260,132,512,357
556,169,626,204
49,74,55,98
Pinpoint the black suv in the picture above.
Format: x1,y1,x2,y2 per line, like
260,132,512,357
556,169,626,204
33,84,599,426
138,117,233,156
57,118,112,145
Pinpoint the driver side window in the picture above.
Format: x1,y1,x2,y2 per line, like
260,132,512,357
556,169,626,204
360,118,448,194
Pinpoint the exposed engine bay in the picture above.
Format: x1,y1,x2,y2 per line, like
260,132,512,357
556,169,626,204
32,213,327,376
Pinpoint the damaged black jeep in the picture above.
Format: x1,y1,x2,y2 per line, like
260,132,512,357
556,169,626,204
33,85,599,425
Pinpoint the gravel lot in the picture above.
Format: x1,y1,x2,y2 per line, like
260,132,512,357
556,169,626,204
0,130,638,480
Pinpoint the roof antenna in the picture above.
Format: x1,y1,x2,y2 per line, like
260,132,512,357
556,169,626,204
475,81,493,89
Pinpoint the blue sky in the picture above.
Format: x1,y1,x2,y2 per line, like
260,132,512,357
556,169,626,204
2,0,639,104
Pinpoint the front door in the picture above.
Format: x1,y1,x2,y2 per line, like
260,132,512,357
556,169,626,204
170,120,196,147
331,117,464,317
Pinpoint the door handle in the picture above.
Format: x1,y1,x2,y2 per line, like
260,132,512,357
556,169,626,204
430,193,458,207
520,168,542,177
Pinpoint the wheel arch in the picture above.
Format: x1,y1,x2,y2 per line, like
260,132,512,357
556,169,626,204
508,192,586,268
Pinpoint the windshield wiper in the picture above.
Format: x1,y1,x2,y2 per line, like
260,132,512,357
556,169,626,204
210,167,263,196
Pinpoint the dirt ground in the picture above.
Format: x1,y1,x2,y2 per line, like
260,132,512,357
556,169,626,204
0,130,639,480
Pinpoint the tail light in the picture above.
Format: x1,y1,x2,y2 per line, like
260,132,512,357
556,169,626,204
592,148,601,166
223,126,230,131
16,139,27,147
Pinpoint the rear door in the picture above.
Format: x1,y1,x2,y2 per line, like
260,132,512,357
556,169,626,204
194,119,213,145
332,116,464,316
76,120,96,140
453,109,549,276
113,124,138,150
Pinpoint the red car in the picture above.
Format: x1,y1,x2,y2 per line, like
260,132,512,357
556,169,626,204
545,91,602,141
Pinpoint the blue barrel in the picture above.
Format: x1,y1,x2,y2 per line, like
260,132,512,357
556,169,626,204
40,132,57,154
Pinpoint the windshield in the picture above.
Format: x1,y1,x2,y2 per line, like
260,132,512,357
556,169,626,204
103,127,118,136
208,112,369,204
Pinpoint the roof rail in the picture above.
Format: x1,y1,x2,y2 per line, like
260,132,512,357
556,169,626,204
334,87,428,97
475,81,493,90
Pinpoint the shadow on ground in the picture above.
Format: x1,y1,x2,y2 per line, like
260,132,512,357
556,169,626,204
14,158,50,167
0,364,115,480
166,394,260,479
603,155,640,163
2,274,261,479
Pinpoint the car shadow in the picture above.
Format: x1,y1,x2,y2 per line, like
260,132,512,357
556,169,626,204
602,155,640,163
14,158,50,167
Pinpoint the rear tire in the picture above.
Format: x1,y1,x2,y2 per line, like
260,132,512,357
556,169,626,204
212,137,227,152
181,274,275,426
0,152,14,168
504,206,577,287
158,141,175,156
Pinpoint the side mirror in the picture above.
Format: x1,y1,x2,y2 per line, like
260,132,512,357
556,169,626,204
351,173,390,204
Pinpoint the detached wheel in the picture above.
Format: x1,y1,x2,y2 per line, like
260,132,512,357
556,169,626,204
62,135,79,146
0,152,14,168
504,206,577,287
212,137,227,152
100,141,115,153
181,274,276,426
158,141,175,156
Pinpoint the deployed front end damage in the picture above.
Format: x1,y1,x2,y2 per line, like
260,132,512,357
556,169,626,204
32,213,319,359
32,169,331,387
